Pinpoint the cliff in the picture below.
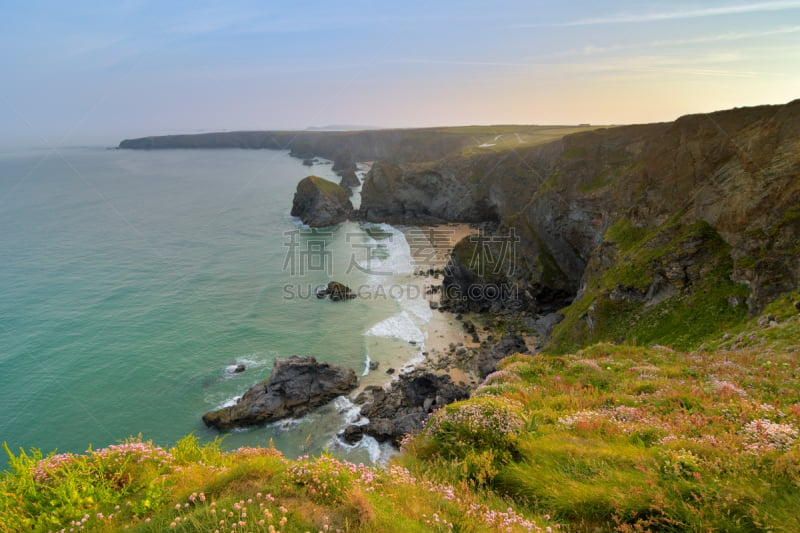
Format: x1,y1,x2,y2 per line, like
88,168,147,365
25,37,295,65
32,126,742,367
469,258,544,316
358,100,800,348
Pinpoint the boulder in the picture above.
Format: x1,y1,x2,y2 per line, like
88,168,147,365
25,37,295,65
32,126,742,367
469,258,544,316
202,355,357,430
316,281,357,301
290,176,353,227
340,425,364,445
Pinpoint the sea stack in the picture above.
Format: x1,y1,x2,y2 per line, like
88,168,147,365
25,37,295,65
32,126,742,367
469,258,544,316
290,175,353,227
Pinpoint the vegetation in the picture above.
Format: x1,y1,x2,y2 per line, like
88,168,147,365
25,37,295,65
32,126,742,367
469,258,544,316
0,435,555,532
4,296,798,531
402,298,800,531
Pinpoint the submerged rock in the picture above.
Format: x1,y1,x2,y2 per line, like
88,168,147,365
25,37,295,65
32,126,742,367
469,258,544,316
202,355,357,430
290,176,353,227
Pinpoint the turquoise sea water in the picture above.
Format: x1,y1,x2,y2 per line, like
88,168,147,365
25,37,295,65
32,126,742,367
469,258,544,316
0,147,425,466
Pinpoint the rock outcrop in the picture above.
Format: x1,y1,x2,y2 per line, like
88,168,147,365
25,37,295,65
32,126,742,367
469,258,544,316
355,371,470,446
202,356,358,430
476,334,530,378
290,176,353,227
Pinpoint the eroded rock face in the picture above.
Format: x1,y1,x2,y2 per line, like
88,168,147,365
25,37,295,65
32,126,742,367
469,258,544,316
290,176,353,227
202,356,357,430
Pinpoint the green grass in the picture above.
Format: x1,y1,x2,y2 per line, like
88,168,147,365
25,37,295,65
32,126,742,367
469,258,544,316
403,322,800,531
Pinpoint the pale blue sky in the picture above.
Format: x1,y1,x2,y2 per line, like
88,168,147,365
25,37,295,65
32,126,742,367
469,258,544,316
1,1,798,147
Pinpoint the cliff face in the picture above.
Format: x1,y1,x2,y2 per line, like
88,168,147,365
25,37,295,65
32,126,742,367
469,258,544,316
359,160,498,223
359,100,800,344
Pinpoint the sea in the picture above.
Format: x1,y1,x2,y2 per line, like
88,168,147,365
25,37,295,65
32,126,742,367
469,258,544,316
0,146,432,467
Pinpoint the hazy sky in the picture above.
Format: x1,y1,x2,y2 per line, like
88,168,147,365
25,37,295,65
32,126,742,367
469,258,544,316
1,1,799,147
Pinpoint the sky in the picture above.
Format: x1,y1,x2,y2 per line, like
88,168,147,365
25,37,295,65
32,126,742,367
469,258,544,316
1,0,798,147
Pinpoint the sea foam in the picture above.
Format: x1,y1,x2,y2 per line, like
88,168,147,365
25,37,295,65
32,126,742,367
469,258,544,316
365,311,425,344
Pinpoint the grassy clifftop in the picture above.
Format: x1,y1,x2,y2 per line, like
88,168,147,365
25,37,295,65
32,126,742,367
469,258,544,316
3,296,799,532
119,125,599,163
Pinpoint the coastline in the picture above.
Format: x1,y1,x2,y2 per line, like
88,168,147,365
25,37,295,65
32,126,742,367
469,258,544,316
403,224,482,389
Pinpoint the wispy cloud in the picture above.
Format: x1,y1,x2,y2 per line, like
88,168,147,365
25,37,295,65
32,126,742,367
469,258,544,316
558,51,791,79
546,1,800,27
393,58,536,68
555,25,800,57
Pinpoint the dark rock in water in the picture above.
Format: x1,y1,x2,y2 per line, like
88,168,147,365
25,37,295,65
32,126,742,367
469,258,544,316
476,334,529,378
302,158,314,166
315,281,357,301
368,360,379,371
386,368,395,375
290,176,353,227
202,355,357,430
340,424,364,445
226,363,246,374
329,281,356,301
359,371,470,446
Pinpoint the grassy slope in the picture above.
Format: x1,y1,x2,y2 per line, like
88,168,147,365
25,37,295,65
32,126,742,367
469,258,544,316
402,294,800,532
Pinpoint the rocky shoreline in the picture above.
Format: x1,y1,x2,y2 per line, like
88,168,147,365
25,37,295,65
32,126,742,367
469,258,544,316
202,220,540,453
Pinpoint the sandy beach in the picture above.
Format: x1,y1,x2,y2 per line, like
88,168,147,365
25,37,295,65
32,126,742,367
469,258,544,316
402,223,484,388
